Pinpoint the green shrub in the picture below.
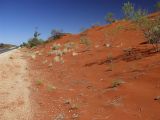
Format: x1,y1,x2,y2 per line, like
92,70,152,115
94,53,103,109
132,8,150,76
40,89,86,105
51,29,63,40
28,38,44,47
80,36,91,46
47,84,56,92
139,17,160,52
136,16,152,30
122,1,135,20
116,25,125,30
105,12,116,24
20,30,43,48
155,1,160,11
122,2,148,21
133,8,147,22
145,19,160,51
35,80,43,85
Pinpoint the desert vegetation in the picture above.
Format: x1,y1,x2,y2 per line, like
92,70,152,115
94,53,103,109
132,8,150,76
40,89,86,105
105,12,116,24
50,29,64,40
19,1,160,52
20,30,44,48
103,1,160,53
155,1,160,11
143,17,160,51
80,36,91,46
15,1,160,120
122,1,135,20
0,0,160,120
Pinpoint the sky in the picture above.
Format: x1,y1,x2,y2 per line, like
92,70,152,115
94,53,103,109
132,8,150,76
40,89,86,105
0,0,159,45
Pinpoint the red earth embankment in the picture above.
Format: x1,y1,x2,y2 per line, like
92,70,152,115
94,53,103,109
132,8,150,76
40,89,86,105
27,20,160,120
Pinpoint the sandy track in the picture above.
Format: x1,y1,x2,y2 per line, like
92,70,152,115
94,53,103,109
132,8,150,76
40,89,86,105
0,49,32,120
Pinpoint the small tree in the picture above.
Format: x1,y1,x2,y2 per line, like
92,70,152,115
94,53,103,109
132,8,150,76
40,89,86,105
26,30,43,47
122,1,135,20
105,12,116,24
155,1,160,11
133,8,148,22
34,31,41,38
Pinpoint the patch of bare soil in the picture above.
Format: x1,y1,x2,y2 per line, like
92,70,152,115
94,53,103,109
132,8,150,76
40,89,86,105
0,49,32,120
28,20,160,120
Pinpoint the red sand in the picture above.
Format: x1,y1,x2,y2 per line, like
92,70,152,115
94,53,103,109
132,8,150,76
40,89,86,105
27,20,160,120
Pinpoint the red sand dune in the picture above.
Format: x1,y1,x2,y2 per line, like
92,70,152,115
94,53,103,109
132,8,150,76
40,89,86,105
27,16,160,120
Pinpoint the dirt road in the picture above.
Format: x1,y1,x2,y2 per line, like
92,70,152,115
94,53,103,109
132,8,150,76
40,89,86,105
0,49,32,120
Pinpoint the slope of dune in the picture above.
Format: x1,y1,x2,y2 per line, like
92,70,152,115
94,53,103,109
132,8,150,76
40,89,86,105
27,18,160,120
